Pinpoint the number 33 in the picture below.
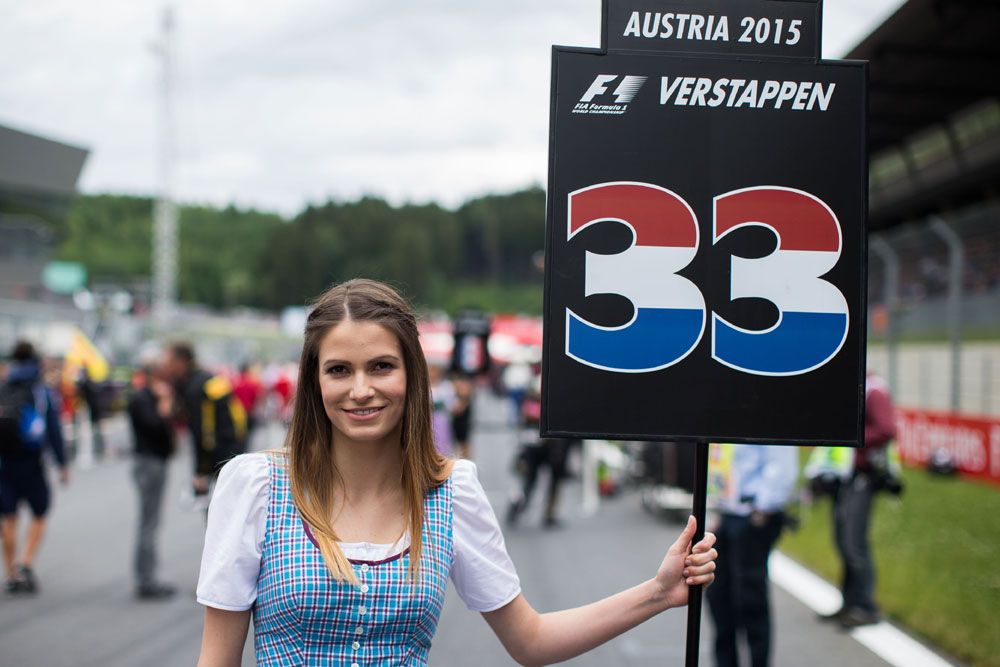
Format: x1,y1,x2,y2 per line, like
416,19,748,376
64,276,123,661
565,182,849,376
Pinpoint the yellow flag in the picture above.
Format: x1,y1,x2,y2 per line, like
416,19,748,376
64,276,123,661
64,329,109,382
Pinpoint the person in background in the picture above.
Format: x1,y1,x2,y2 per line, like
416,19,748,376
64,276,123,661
76,365,106,461
232,362,263,444
127,361,177,600
0,341,70,595
506,375,572,529
270,365,294,425
500,359,532,426
428,361,455,456
161,343,247,502
706,443,798,667
821,370,897,628
450,372,475,460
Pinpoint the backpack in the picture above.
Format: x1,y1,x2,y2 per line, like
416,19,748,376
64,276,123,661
200,375,248,465
0,382,47,458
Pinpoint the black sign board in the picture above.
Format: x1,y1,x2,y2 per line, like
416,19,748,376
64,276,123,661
541,0,866,447
450,310,492,376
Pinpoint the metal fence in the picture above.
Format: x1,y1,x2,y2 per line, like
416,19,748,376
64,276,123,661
868,200,1000,415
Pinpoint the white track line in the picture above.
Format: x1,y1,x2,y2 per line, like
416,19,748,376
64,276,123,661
769,551,957,667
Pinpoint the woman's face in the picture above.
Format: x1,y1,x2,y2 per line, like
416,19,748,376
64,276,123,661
317,319,407,449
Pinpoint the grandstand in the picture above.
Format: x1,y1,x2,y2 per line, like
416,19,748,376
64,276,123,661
0,123,89,297
0,123,90,349
868,203,1000,306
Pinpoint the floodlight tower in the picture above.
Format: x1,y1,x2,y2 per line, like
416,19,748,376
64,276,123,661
151,5,178,329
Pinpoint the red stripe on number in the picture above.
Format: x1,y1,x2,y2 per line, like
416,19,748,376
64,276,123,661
715,188,839,252
571,183,697,248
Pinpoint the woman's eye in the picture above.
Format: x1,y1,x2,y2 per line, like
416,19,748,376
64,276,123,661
327,365,348,376
373,361,395,372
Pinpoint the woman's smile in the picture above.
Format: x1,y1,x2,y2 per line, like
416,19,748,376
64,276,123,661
344,406,385,420
318,318,407,447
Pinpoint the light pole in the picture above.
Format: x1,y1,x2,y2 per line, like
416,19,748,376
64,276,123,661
869,235,900,393
151,5,178,330
929,216,964,412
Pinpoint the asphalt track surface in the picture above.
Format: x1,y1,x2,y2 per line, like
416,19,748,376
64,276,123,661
0,393,906,666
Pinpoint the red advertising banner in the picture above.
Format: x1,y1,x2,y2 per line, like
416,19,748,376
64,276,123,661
895,407,1000,485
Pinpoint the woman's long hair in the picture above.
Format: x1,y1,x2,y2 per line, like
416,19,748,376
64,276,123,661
286,278,452,582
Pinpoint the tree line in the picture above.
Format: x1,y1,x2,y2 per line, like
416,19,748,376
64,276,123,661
52,187,547,314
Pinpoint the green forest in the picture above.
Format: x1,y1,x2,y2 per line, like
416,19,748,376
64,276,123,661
50,187,548,314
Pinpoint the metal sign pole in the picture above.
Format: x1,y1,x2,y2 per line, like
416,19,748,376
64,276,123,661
684,441,709,667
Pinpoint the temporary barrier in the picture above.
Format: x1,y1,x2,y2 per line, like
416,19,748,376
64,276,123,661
896,407,1000,485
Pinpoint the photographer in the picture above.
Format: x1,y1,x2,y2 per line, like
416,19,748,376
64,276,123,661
820,370,899,628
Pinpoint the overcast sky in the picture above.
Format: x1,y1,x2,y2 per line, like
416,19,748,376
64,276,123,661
1,0,905,216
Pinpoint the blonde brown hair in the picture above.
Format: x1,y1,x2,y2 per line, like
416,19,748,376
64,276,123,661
285,278,452,582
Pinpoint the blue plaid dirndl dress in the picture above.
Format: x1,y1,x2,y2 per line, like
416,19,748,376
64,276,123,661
253,458,454,666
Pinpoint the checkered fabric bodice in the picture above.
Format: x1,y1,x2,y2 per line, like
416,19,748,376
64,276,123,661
254,458,454,666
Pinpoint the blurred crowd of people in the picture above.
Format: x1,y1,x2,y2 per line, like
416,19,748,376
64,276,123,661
0,338,299,599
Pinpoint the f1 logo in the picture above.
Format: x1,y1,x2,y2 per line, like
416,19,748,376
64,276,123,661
580,75,648,104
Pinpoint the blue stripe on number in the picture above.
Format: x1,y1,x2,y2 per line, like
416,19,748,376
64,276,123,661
714,311,848,375
568,307,704,372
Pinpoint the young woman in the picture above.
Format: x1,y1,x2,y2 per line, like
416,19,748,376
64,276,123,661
196,279,717,667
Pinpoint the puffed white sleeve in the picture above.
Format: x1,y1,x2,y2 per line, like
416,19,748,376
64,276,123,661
196,453,270,611
450,459,521,612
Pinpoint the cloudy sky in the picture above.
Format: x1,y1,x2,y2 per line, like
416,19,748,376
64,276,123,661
1,0,905,215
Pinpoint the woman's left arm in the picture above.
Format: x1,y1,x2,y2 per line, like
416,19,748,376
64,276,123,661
482,516,716,667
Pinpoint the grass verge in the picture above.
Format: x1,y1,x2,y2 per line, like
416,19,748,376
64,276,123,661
778,467,1000,667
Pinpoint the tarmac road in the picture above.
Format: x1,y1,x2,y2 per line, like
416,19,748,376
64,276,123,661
0,394,895,666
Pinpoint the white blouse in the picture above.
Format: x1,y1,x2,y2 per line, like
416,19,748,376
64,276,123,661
196,454,521,613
